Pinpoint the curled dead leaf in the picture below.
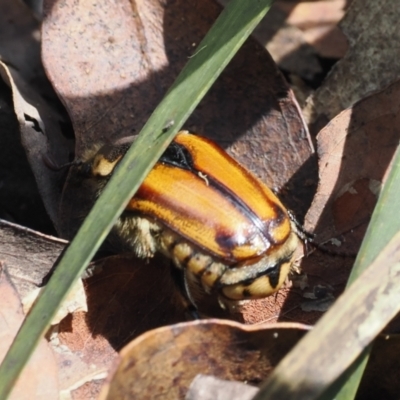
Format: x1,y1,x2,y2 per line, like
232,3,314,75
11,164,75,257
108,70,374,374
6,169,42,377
99,319,310,400
306,80,400,252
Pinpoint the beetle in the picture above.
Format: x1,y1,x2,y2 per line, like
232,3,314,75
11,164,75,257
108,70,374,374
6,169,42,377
77,131,301,308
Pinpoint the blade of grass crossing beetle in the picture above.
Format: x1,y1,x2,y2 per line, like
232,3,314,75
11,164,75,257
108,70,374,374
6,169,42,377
328,146,400,399
0,1,274,398
253,145,400,400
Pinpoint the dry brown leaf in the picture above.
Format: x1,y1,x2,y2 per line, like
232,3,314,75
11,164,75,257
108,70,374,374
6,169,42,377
0,79,52,232
279,0,348,60
0,218,86,322
263,0,347,74
52,311,116,399
221,0,348,83
50,253,337,397
51,254,197,397
0,1,72,231
99,319,310,400
0,219,65,292
82,255,232,345
0,264,59,400
0,62,71,230
305,80,400,250
306,0,400,127
0,0,43,87
219,0,323,82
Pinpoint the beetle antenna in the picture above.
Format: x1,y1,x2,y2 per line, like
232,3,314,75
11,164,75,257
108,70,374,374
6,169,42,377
42,154,82,171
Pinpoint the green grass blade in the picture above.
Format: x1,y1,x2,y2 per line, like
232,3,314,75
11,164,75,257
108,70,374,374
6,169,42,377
0,1,274,398
320,349,369,400
329,147,400,400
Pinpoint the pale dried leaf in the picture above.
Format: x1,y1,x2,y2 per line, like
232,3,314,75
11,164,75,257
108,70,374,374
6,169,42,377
0,219,86,323
25,281,87,325
186,375,259,400
282,0,348,59
0,264,59,400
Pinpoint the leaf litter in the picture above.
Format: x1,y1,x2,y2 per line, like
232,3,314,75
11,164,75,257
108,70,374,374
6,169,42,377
1,0,400,398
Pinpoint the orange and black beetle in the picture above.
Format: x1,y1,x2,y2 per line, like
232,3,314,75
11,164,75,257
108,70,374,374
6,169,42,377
78,131,301,307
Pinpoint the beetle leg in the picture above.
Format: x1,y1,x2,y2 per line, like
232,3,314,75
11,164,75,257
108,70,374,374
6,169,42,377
183,269,200,311
169,264,200,319
183,268,200,319
287,210,314,242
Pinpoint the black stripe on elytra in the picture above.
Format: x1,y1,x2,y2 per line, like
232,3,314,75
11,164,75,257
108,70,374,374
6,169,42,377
160,141,286,247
